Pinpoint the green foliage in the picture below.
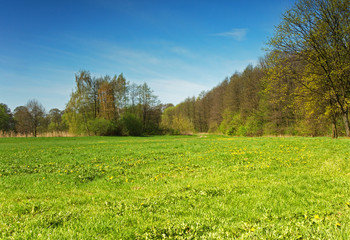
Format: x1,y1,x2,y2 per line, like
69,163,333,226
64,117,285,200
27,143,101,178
243,115,264,136
0,136,349,238
62,110,86,135
122,113,143,136
218,109,233,134
225,113,242,136
161,106,194,134
64,71,162,136
0,103,13,132
13,106,32,136
268,0,350,136
160,0,350,138
220,111,264,136
172,115,194,134
88,118,112,136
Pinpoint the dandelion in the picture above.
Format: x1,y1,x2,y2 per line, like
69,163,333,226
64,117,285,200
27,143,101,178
336,223,341,227
250,227,255,232
314,215,320,220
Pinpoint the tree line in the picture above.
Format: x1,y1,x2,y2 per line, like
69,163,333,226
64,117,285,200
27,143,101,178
161,0,350,138
64,70,169,136
0,71,170,137
0,100,66,137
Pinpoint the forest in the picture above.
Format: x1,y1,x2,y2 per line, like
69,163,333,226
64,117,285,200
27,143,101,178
1,0,350,138
162,0,350,138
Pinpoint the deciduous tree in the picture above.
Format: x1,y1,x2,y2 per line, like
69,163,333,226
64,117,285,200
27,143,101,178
26,99,45,137
14,106,32,136
0,103,14,132
269,0,350,136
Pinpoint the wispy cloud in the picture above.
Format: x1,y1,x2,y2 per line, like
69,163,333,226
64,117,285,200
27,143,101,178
150,78,211,104
170,46,191,56
214,28,248,41
0,34,257,109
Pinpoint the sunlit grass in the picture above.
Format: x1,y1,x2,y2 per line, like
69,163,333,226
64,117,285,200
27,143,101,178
0,135,349,239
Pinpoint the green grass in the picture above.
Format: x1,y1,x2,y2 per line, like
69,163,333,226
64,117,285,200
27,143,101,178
0,135,349,239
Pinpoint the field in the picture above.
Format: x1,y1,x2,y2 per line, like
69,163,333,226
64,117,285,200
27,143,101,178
0,135,349,239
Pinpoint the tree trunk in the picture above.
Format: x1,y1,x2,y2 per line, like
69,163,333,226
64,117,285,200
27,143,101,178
332,120,338,139
342,110,350,137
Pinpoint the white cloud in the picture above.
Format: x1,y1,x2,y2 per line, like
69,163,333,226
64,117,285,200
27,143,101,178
214,28,248,41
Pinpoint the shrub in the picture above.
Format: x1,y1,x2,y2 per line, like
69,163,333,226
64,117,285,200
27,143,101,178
88,118,112,136
122,113,143,136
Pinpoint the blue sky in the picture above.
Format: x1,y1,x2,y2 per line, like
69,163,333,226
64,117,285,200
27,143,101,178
0,0,295,111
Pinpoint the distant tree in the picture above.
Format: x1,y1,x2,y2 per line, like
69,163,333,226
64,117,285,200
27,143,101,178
262,53,298,135
26,99,45,137
88,117,112,136
64,91,90,135
223,73,242,114
113,73,129,116
14,106,32,136
0,103,14,132
75,70,102,120
208,81,226,132
194,91,209,132
161,106,175,131
65,71,162,136
65,71,101,135
128,83,140,107
122,113,143,136
48,108,66,132
139,83,160,132
98,80,116,120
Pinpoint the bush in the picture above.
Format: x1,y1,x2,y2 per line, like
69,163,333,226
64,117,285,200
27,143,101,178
122,113,143,136
224,113,242,136
88,118,112,136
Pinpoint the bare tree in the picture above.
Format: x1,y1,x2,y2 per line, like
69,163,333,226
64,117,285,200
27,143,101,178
14,106,32,136
27,99,45,137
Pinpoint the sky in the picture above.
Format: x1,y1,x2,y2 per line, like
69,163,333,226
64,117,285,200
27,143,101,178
0,0,295,111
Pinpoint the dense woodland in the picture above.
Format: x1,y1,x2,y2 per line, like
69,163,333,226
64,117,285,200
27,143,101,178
1,0,349,138
162,0,350,138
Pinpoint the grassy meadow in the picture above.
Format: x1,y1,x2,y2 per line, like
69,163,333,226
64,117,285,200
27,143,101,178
0,135,349,239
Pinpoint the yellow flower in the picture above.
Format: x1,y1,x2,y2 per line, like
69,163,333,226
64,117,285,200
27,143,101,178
314,215,320,220
336,223,341,227
250,227,255,232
